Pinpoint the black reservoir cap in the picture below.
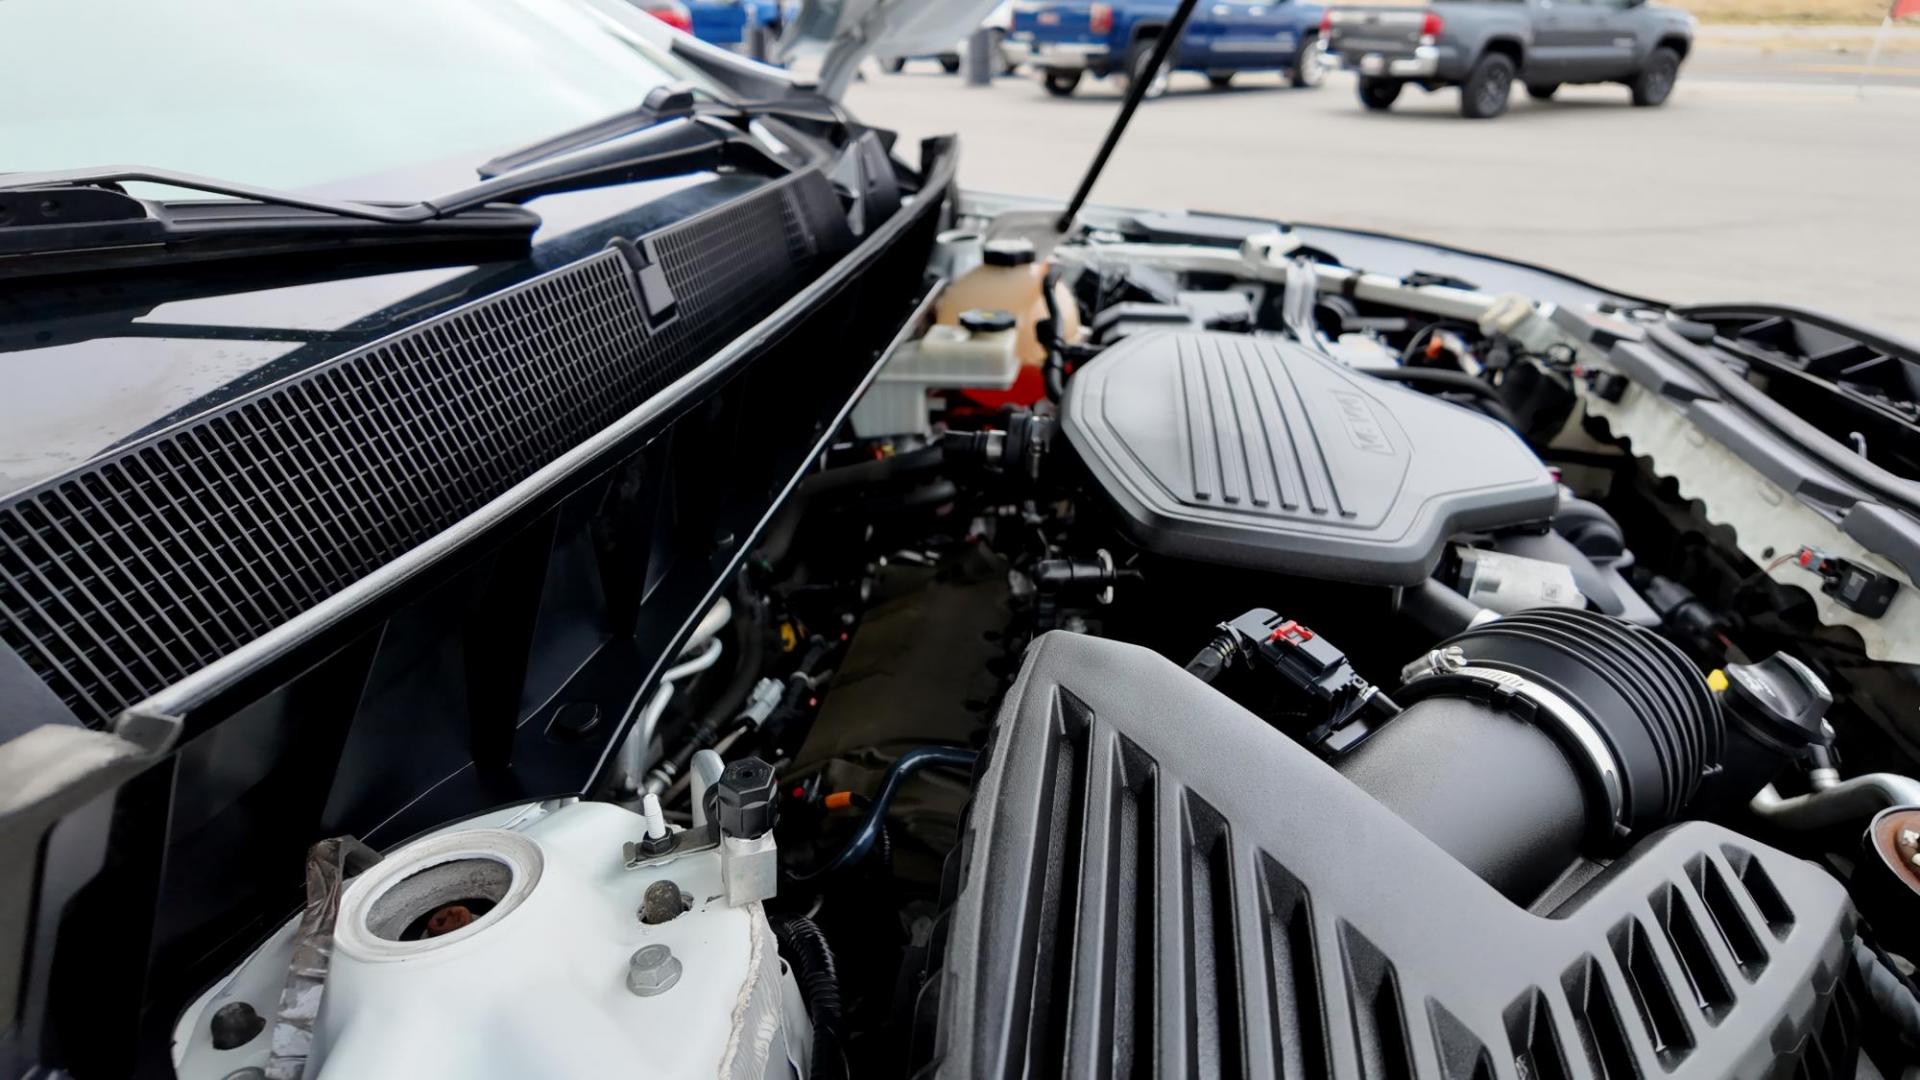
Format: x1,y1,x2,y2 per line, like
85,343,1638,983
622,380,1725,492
1723,653,1831,752
981,238,1036,267
715,757,778,839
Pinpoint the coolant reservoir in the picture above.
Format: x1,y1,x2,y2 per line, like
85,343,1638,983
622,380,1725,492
935,238,1080,369
851,309,1021,438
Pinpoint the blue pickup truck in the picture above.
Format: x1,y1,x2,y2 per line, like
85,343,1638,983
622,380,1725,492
1007,0,1326,97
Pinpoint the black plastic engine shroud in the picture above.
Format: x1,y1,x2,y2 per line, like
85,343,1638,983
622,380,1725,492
1061,330,1561,585
919,631,1859,1079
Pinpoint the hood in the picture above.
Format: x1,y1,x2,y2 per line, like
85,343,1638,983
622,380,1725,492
786,0,1006,98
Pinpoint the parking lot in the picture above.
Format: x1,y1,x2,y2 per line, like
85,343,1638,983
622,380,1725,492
845,36,1920,339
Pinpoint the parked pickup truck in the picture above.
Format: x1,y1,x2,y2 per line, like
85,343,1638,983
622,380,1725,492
1323,0,1693,118
1008,0,1328,98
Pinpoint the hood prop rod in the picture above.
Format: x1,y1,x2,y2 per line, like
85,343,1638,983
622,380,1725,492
1054,0,1202,234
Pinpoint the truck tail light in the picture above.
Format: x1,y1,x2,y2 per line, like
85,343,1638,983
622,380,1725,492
1420,10,1444,36
645,1,692,32
1089,3,1114,33
1319,10,1332,33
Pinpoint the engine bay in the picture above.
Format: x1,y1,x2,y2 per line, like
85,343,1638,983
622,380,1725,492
172,202,1920,1080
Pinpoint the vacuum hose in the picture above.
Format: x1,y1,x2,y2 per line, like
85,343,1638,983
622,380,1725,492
786,746,977,882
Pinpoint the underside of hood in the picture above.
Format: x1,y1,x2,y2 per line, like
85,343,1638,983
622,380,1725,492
785,0,1004,98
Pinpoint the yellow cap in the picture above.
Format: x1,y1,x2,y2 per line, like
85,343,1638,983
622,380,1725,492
1706,669,1730,693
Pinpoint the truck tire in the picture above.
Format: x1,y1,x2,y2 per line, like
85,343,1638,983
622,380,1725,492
1289,35,1327,88
882,57,906,74
939,55,961,74
1043,68,1083,96
1357,77,1403,111
1460,52,1515,119
1121,41,1171,99
1525,82,1560,100
1208,70,1234,89
1630,46,1680,106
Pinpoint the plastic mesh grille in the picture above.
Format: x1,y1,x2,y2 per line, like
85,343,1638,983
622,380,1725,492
0,177,819,726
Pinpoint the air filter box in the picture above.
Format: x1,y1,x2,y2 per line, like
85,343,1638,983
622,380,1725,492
1060,331,1558,584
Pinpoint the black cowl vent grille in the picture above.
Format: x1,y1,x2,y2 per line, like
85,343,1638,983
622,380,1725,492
0,171,841,727
921,632,1860,1080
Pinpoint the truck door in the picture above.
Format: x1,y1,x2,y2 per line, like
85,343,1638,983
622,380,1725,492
1201,1,1297,68
1524,0,1595,82
1588,0,1645,79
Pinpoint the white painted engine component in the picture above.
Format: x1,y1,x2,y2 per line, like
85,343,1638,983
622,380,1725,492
172,800,808,1080
1581,365,1920,663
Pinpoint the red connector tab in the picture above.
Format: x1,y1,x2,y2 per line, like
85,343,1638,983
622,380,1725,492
1268,620,1314,644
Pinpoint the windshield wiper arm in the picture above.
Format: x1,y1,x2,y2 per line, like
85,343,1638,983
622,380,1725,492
476,82,841,179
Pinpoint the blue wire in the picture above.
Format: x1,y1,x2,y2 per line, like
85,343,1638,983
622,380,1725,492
787,745,977,881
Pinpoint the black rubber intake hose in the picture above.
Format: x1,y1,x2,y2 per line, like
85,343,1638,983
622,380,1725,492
1431,608,1724,835
1342,609,1722,902
769,913,847,1080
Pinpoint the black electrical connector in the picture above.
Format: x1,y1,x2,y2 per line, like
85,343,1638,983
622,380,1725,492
1185,609,1396,750
1796,547,1900,618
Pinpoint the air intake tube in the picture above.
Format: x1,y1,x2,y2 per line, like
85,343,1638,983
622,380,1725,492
1337,609,1723,903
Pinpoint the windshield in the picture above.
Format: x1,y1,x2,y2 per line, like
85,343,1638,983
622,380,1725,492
0,0,712,193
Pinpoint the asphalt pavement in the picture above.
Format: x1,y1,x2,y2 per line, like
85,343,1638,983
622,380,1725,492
842,35,1920,341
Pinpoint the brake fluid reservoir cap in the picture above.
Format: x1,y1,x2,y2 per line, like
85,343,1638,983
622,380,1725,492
959,308,1017,335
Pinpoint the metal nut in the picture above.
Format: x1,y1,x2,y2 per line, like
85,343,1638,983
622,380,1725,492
626,943,683,997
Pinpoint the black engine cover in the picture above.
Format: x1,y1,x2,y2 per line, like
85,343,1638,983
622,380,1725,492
1061,331,1558,584
920,631,1858,1079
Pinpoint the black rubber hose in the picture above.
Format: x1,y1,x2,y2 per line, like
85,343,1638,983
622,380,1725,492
1185,632,1237,685
753,443,950,569
786,746,977,882
1355,366,1522,430
1399,578,1492,638
770,913,847,1080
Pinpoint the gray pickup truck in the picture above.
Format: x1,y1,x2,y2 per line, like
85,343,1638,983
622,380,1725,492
1324,0,1694,118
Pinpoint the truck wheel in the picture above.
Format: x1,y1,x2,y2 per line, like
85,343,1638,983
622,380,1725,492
1043,69,1083,96
1208,70,1234,89
1289,35,1327,88
1631,46,1680,106
1460,52,1515,118
1357,77,1403,111
882,57,906,74
939,55,962,74
1121,41,1171,99
1525,82,1560,100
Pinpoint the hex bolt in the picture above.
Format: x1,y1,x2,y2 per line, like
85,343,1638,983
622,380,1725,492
627,943,683,997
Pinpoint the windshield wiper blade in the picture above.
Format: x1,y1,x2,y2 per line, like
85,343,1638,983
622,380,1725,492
476,82,841,179
0,115,793,278
0,184,537,280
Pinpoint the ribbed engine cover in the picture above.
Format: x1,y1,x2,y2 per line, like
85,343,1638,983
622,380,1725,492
920,632,1859,1079
1060,331,1559,584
